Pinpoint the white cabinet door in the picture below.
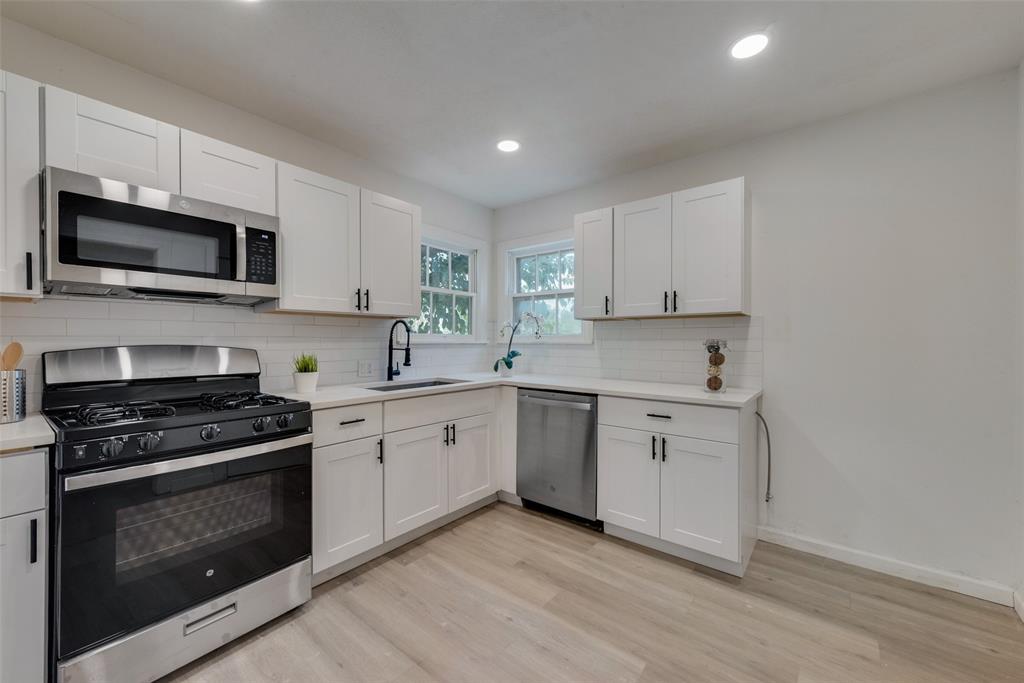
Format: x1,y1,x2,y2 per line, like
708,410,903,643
384,423,447,541
613,193,672,317
43,85,180,192
359,189,421,316
313,436,383,573
660,435,739,561
180,130,276,215
573,207,613,319
0,510,46,683
597,425,660,537
0,72,41,298
671,177,747,315
277,163,360,313
448,413,495,511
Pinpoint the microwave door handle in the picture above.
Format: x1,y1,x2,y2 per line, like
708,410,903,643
236,224,247,282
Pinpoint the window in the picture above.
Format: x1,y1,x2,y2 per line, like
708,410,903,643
411,242,475,337
511,246,582,336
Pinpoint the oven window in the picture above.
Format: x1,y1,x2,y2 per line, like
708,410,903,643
57,446,310,660
58,191,236,280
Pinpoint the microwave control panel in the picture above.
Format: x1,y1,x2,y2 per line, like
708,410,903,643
246,228,277,285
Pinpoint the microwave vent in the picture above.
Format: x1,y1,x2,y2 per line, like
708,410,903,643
59,284,114,296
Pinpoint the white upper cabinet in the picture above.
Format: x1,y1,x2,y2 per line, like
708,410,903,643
671,177,747,315
448,413,495,511
0,72,41,298
573,207,614,319
276,163,360,313
613,193,673,317
659,435,739,561
359,189,421,317
180,130,276,215
43,85,180,192
313,435,383,573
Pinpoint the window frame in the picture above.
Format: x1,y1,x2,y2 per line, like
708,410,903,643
500,233,593,345
410,234,484,344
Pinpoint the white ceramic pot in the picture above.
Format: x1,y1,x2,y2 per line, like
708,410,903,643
293,371,319,393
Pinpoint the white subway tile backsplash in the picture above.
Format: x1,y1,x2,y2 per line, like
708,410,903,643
109,301,195,321
1,317,69,336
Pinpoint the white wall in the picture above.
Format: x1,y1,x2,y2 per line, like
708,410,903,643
0,18,493,242
495,71,1022,592
1017,62,1024,614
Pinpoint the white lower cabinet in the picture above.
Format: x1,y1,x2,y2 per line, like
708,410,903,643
659,435,739,561
448,413,495,511
597,425,659,537
384,423,448,541
312,435,384,573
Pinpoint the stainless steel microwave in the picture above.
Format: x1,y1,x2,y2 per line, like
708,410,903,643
42,166,279,305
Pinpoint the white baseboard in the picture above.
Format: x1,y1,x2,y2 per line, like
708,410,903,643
757,525,1015,607
1014,590,1024,624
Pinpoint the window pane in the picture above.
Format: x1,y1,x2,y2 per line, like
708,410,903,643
517,256,536,293
411,291,431,333
534,295,557,335
451,252,470,292
537,252,559,291
431,293,453,334
558,295,581,335
420,244,428,286
513,296,533,323
429,247,450,289
560,250,575,290
454,295,472,335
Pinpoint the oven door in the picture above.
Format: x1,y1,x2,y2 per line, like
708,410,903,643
45,166,248,296
55,434,312,661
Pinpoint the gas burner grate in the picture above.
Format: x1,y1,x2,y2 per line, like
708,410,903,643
199,391,287,412
76,401,177,426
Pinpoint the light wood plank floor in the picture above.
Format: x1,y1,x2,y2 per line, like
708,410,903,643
162,503,1024,683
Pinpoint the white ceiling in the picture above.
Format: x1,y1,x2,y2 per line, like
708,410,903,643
3,1,1024,208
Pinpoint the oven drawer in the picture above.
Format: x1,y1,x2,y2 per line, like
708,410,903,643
598,396,739,444
312,403,382,447
0,450,46,518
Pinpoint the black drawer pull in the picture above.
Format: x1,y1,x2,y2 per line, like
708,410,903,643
378,438,384,464
451,423,456,445
663,291,668,313
651,434,656,460
30,518,38,564
605,295,610,316
444,424,450,446
355,288,362,311
662,437,667,462
672,290,678,312
364,289,370,310
646,413,672,420
26,252,33,291
338,418,367,426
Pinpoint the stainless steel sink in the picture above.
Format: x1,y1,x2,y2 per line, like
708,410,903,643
365,378,467,392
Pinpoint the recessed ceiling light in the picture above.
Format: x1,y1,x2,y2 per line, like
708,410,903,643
730,33,769,59
497,139,521,153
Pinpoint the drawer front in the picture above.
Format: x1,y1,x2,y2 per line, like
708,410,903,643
0,450,47,518
598,396,738,444
385,388,496,433
313,403,383,447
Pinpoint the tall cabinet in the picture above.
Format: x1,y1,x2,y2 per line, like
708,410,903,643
0,71,41,298
574,177,748,319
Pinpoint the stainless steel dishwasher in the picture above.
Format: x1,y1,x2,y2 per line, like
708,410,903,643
516,389,598,521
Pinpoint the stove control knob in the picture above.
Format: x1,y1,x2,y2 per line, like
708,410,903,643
200,424,222,442
100,437,125,459
137,432,162,452
276,413,294,429
252,416,271,433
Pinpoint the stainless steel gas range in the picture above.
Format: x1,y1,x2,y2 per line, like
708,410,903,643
41,345,312,683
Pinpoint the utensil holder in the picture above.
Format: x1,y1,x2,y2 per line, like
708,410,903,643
0,369,26,424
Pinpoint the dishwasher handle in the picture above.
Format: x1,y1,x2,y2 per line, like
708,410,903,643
519,395,593,411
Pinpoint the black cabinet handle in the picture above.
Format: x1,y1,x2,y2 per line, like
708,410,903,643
451,423,456,445
444,424,450,446
651,434,656,460
364,289,370,310
355,289,362,311
338,418,366,426
25,252,33,291
30,518,38,564
378,438,384,464
661,437,667,462
663,291,668,313
672,290,678,313
605,295,610,316
646,413,672,420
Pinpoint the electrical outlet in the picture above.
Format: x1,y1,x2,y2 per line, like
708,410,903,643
358,360,374,378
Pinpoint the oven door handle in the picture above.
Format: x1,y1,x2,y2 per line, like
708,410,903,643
63,433,313,492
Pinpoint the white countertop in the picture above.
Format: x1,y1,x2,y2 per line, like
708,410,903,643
0,414,55,454
284,372,761,411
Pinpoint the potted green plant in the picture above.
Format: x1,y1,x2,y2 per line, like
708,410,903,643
495,311,542,376
293,353,319,393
